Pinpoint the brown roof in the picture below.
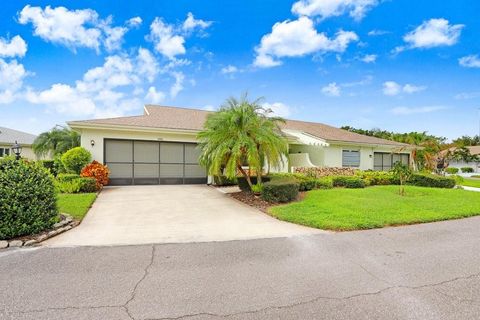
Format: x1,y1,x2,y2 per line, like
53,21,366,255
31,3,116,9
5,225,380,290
440,146,480,157
69,105,410,147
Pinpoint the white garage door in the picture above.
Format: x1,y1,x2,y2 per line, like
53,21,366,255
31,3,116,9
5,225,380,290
104,139,207,185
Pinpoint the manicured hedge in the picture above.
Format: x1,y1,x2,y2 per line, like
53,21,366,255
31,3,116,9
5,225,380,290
61,147,92,174
315,177,333,189
0,158,58,239
261,179,299,203
461,167,474,173
407,173,455,188
445,167,459,174
331,176,365,188
356,171,399,186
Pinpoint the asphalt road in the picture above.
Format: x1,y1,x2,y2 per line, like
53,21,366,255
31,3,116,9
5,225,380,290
1,217,480,320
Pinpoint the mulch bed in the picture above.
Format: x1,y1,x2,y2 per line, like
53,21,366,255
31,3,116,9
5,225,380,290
229,190,307,213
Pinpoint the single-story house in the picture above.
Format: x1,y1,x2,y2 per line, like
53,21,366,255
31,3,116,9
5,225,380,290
0,126,38,160
441,146,480,173
68,105,416,185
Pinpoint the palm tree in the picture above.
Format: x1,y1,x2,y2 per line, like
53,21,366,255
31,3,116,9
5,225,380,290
33,126,80,157
198,94,288,189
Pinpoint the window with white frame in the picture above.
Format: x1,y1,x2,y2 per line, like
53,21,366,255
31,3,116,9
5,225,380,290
342,150,360,168
0,147,11,157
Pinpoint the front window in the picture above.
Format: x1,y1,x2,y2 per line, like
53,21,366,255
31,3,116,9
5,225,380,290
0,147,11,157
374,152,409,171
342,150,360,168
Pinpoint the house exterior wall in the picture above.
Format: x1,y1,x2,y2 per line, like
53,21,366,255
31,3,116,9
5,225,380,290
0,144,37,160
78,128,198,164
289,144,325,166
448,160,480,173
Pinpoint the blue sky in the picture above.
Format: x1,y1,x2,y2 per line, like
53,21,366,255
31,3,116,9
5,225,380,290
1,0,479,140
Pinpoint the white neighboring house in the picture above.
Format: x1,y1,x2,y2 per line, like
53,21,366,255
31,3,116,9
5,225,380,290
68,105,416,185
445,146,480,174
0,127,38,160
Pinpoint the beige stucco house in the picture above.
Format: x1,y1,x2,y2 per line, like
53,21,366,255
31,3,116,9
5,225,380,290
68,105,415,185
0,127,38,160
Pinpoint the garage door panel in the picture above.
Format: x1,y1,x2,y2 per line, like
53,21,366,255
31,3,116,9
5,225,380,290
185,144,201,163
185,164,206,177
160,164,184,178
160,143,184,163
134,141,159,163
105,140,133,162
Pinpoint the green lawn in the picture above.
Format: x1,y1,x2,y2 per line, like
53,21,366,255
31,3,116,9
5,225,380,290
269,186,480,231
57,193,97,220
457,177,480,188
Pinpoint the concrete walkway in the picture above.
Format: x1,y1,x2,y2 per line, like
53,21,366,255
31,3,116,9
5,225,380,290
462,186,480,192
46,185,321,247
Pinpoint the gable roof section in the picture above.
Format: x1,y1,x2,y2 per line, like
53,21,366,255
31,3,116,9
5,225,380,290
69,105,410,147
0,127,37,145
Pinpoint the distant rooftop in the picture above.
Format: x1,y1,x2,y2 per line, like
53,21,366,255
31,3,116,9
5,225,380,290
0,127,37,145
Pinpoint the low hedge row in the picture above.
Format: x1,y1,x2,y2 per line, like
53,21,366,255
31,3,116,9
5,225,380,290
261,178,299,203
408,173,456,188
331,176,366,188
55,173,98,193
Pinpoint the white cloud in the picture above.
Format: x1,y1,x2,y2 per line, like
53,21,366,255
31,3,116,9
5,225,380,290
137,48,159,82
170,71,184,98
182,12,212,33
291,0,379,21
459,55,480,68
0,35,27,58
360,54,377,63
221,65,240,74
321,82,341,96
383,81,426,96
367,29,389,36
262,102,292,118
403,84,427,94
391,106,446,115
18,5,139,52
149,17,186,59
342,75,373,87
382,81,401,96
454,92,480,100
0,59,28,104
396,18,464,52
145,86,165,104
18,5,102,51
126,16,142,28
254,17,358,68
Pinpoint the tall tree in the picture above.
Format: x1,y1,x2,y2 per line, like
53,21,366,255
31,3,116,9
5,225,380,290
198,94,288,188
33,126,80,157
452,135,480,147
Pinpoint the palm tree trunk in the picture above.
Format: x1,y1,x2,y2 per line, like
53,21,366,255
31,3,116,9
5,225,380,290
237,164,253,188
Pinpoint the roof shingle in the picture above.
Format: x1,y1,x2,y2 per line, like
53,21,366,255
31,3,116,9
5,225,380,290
0,127,37,145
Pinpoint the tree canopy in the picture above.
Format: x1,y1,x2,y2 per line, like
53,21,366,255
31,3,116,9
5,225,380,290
33,126,80,157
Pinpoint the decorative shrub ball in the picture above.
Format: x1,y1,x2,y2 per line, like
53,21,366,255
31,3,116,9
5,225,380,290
0,158,58,240
61,147,92,174
80,160,110,189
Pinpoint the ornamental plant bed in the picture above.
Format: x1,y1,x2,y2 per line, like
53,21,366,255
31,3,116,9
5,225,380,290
229,190,306,213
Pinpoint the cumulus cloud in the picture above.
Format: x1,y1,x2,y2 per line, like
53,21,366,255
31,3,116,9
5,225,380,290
0,35,27,58
0,59,28,104
221,65,239,74
170,71,184,98
394,18,464,53
321,82,341,96
360,54,377,63
459,55,480,68
262,102,293,118
291,0,379,21
391,106,446,115
182,12,212,33
254,17,358,68
367,29,389,36
18,5,140,52
149,18,186,59
145,86,165,104
126,16,142,28
383,81,426,96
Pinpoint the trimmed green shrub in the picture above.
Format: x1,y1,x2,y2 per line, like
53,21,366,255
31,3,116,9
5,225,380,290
39,160,56,175
57,173,81,182
331,176,365,188
79,177,98,193
461,167,474,173
261,179,299,203
269,173,318,191
238,176,271,192
356,171,399,186
213,175,238,186
408,173,455,188
445,167,459,174
315,177,333,189
55,179,82,193
472,175,480,179
0,158,58,239
61,147,92,174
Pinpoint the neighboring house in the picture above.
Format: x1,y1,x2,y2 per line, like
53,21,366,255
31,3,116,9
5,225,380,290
441,146,480,173
0,126,38,160
68,105,415,185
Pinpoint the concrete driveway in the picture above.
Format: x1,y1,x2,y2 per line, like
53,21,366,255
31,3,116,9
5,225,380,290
46,185,320,247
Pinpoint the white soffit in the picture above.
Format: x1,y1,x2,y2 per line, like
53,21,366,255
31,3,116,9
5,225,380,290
282,129,329,147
